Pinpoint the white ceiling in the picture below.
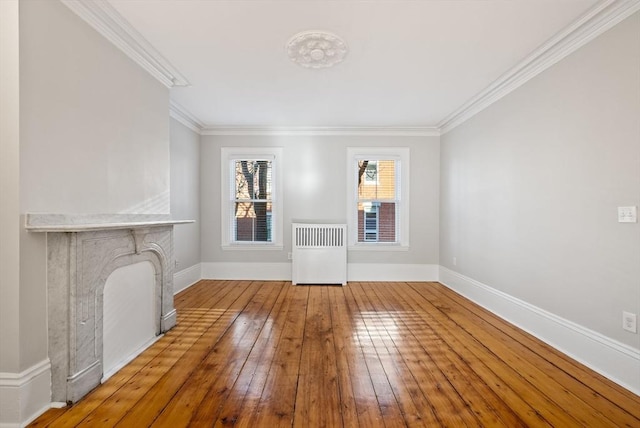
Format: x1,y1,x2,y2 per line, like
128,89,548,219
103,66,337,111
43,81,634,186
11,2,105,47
106,0,603,129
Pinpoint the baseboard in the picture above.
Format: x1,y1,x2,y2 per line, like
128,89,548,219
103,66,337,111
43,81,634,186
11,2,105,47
201,262,439,282
348,263,439,281
202,262,291,281
438,266,640,395
0,359,51,427
173,263,202,294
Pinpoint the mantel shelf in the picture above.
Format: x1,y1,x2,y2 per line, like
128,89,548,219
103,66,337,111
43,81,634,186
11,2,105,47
25,213,194,233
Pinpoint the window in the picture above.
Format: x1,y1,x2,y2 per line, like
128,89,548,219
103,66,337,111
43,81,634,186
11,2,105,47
221,147,283,249
357,159,397,243
233,160,272,242
347,147,409,249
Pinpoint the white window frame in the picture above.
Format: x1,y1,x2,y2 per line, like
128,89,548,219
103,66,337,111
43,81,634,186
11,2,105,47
221,147,283,250
346,147,410,250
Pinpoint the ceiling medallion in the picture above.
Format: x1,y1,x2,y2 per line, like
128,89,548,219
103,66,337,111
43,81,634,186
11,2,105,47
287,31,348,69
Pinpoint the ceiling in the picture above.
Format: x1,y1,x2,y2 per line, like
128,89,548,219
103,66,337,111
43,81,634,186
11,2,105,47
104,0,604,130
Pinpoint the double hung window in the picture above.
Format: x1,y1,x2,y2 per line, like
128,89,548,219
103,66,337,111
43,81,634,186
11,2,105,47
221,147,283,249
347,148,409,248
233,159,272,242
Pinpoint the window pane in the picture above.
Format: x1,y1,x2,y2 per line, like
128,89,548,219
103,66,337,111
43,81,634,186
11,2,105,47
234,201,273,242
235,160,272,200
358,159,395,200
357,201,395,242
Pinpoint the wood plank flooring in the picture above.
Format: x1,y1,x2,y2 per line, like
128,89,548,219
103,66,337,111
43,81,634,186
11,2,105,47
30,280,640,427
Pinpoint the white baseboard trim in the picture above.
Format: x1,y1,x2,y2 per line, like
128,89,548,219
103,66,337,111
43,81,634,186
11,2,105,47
173,263,202,294
439,266,640,395
201,262,439,282
202,262,290,281
0,359,51,427
348,263,439,282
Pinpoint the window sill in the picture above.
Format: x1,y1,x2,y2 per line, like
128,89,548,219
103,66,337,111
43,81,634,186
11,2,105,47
348,244,409,252
222,244,284,251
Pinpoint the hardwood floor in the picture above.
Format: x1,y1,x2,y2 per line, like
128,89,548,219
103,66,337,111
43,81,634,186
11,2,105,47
31,280,640,427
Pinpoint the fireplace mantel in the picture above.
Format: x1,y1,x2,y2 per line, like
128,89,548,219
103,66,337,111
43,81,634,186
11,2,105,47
25,213,193,232
26,213,193,403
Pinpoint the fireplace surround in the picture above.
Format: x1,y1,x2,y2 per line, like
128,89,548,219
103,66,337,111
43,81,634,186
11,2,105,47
26,214,192,404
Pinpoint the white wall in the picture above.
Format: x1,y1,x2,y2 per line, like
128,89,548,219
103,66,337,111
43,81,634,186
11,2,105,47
441,11,640,350
170,118,201,285
0,6,51,421
0,0,21,375
201,134,439,275
17,0,170,366
19,0,170,215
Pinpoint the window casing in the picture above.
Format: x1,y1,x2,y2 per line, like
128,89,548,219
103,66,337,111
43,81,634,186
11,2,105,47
347,147,410,249
221,147,283,250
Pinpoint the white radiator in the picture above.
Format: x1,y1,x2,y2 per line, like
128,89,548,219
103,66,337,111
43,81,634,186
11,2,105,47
292,223,347,285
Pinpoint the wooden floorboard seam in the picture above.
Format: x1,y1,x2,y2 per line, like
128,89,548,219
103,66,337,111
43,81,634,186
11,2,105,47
30,281,640,428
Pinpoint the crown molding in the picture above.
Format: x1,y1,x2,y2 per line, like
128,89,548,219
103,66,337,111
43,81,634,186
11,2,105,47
169,101,204,133
63,0,638,136
60,0,189,88
169,103,439,137
200,126,440,137
438,0,640,134
168,104,440,136
168,105,439,137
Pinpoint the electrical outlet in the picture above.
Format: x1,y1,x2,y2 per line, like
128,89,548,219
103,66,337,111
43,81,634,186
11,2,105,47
287,252,293,260
175,260,180,269
452,257,457,266
618,206,637,223
623,312,637,334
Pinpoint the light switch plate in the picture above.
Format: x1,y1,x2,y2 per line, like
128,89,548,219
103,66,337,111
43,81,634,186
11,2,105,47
623,312,637,334
618,206,637,223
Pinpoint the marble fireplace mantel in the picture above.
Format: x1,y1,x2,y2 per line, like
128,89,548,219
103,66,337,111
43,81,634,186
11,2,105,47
26,214,193,404
24,213,193,232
